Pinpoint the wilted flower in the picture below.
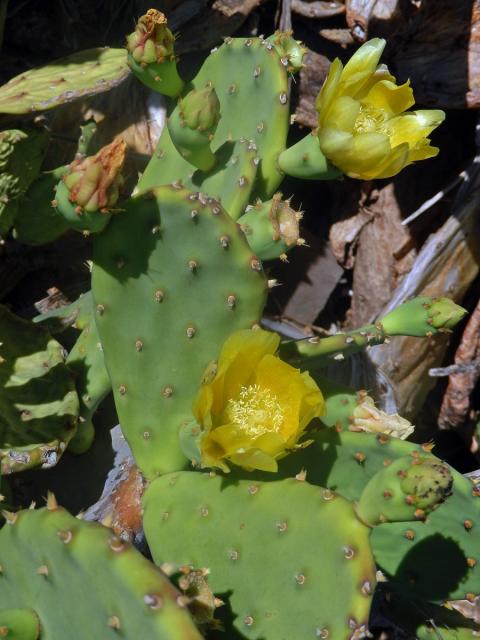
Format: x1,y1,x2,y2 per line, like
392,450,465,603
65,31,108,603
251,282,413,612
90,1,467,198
194,329,324,472
349,392,414,440
315,38,445,180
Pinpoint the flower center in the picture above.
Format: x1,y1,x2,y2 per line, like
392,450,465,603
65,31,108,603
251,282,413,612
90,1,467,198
227,384,284,437
353,103,388,135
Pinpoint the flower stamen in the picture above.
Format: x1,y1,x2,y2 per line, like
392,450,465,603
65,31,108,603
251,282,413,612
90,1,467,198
227,384,284,437
353,103,387,135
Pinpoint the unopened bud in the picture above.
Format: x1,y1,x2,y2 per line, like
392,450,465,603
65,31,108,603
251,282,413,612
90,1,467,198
179,86,221,133
63,139,126,212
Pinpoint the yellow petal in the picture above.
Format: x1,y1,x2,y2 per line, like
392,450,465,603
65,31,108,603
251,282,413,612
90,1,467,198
365,142,409,180
339,38,386,98
408,144,439,163
229,448,278,472
323,96,361,133
193,384,214,428
297,371,325,429
355,64,396,100
209,329,279,416
206,422,253,455
316,57,344,125
386,110,445,149
320,128,391,178
364,80,414,116
254,355,324,444
200,430,230,471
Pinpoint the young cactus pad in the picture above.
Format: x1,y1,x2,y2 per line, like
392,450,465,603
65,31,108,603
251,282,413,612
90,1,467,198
0,505,202,639
92,185,267,478
281,296,467,366
0,306,79,475
126,10,183,98
143,472,376,640
0,48,129,115
139,36,290,200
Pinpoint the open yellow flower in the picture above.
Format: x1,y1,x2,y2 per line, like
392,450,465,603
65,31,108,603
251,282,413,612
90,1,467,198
316,38,445,180
193,329,324,472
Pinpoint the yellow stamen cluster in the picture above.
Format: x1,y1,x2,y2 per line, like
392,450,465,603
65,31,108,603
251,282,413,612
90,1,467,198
227,384,284,437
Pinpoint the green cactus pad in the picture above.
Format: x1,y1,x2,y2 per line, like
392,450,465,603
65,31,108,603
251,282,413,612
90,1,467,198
13,167,70,245
92,185,267,478
14,124,100,246
141,36,289,200
0,306,79,475
0,506,202,639
144,472,376,640
137,125,193,193
66,315,111,454
33,291,93,334
0,129,48,235
256,430,480,604
0,48,129,115
190,37,290,199
139,135,258,221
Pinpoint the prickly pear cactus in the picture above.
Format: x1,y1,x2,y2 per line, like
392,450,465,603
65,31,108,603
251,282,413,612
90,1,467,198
0,48,129,115
282,296,467,366
263,429,480,604
92,185,267,477
0,128,48,235
0,504,202,639
65,314,111,454
139,35,291,200
144,455,452,639
0,306,79,475
144,472,376,640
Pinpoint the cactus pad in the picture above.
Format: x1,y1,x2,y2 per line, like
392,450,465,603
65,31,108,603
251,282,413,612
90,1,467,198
92,185,267,477
139,135,259,221
0,48,129,115
0,505,202,639
0,129,48,235
66,314,111,454
144,472,376,640
12,167,70,245
186,37,290,199
262,429,480,604
0,306,79,474
141,37,289,200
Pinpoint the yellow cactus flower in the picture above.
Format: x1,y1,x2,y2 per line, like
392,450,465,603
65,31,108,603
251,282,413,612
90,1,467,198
315,38,445,180
194,329,324,472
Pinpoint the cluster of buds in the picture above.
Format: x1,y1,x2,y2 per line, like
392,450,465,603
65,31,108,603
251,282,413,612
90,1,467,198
63,139,126,214
126,9,175,65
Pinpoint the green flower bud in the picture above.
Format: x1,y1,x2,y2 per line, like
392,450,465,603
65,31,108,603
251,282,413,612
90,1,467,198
179,86,221,133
